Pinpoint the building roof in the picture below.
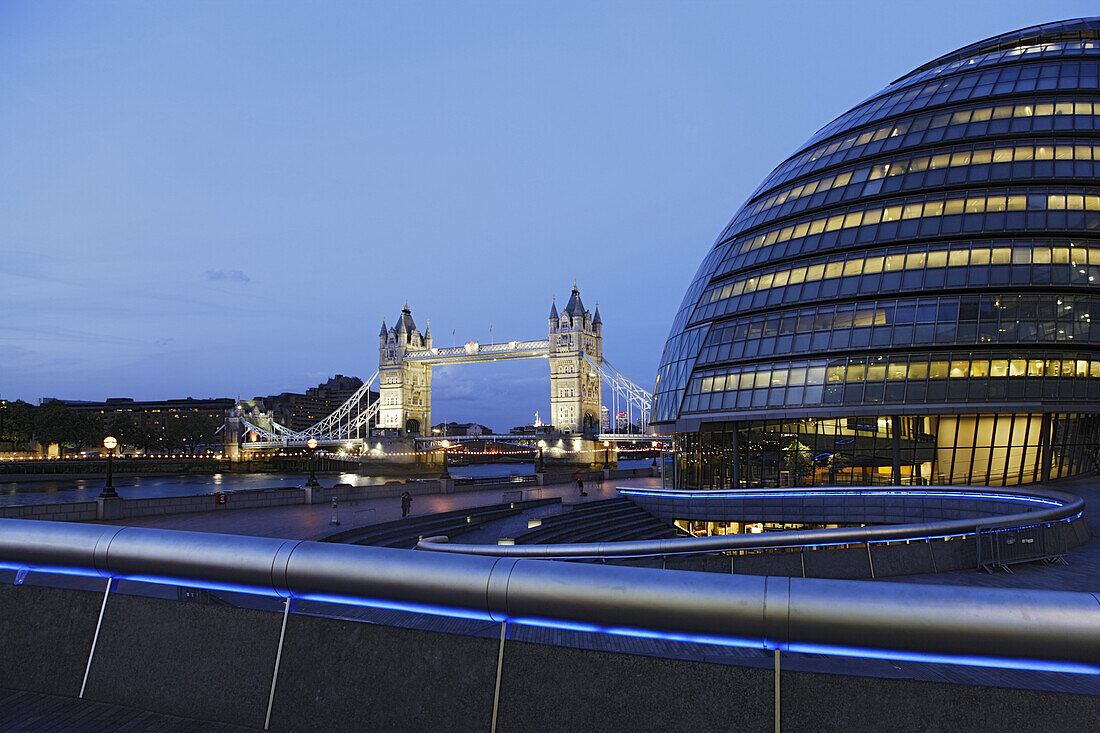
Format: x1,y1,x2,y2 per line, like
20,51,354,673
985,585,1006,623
549,299,558,320
653,17,1100,430
903,17,1100,79
397,305,417,335
563,285,585,318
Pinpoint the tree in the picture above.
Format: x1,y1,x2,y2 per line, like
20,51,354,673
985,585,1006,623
783,439,813,479
826,452,850,483
32,402,93,451
0,400,35,443
164,413,221,452
106,412,140,451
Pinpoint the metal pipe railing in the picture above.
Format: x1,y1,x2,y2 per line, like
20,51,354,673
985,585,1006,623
415,486,1085,558
0,518,1096,673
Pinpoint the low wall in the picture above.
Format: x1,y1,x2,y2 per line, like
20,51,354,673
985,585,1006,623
628,514,1092,579
0,584,1093,731
117,488,306,518
0,459,232,476
539,466,657,486
628,487,1066,526
0,501,98,521
0,476,488,522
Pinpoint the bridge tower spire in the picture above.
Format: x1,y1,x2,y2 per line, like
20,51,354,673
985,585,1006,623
549,284,602,433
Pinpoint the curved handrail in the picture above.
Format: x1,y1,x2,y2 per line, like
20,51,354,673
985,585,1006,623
416,485,1085,558
0,518,1097,673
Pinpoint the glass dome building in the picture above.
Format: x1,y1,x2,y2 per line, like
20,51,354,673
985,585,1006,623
653,18,1100,488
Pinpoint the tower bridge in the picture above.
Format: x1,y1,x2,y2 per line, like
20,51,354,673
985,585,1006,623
233,285,654,450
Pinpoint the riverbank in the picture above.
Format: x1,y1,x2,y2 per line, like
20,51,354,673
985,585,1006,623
0,465,660,524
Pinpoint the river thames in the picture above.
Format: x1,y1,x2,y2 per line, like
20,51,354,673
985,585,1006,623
0,460,652,506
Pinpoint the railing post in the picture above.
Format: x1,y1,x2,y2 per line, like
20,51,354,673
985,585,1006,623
80,577,115,699
490,621,508,733
774,648,781,733
264,596,294,730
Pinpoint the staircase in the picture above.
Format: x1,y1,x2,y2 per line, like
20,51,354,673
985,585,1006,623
514,498,682,544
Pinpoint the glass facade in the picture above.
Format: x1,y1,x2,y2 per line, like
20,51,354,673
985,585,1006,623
667,414,1100,489
654,19,1100,487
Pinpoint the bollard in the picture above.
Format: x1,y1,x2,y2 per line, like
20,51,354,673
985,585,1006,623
330,498,340,526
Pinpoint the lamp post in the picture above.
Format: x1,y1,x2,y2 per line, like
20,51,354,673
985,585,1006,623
651,440,660,468
536,440,546,472
603,440,610,469
440,439,450,478
305,438,320,487
99,436,119,499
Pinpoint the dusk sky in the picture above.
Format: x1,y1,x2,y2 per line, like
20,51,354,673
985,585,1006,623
3,1,1096,430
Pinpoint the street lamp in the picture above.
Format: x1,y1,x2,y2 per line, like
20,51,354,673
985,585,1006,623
536,440,546,472
99,436,119,499
651,440,660,468
603,440,610,469
305,438,320,487
440,439,450,478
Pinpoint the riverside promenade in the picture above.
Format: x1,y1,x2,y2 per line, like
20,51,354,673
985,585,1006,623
94,474,660,540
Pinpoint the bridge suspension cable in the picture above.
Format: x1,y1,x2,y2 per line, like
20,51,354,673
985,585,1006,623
239,371,380,445
582,353,652,435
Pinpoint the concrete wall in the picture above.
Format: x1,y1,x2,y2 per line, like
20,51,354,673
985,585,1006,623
0,501,98,521
642,515,1090,579
0,478,453,523
0,584,1094,731
120,488,305,518
539,466,657,486
630,490,1058,525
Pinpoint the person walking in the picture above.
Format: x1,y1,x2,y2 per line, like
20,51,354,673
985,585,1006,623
575,472,587,497
401,491,412,518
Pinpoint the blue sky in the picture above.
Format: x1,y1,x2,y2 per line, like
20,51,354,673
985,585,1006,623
2,1,1096,430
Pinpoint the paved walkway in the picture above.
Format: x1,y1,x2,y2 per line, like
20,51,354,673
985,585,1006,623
93,472,1098,594
889,474,1100,593
97,476,660,541
0,687,257,732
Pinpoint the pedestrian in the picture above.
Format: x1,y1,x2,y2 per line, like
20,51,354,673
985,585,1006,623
575,472,587,497
401,491,412,518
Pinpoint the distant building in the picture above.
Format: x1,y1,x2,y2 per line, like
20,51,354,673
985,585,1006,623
254,375,375,432
58,397,234,451
510,423,554,436
431,421,492,436
653,19,1100,487
60,396,234,422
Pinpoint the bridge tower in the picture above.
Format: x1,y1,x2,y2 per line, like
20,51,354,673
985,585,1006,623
548,285,602,433
378,304,433,436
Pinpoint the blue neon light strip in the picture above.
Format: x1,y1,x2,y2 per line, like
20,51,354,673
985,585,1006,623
4,563,1095,676
505,617,1098,676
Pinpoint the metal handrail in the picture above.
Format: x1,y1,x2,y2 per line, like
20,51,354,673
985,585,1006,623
415,485,1086,558
0,518,1096,672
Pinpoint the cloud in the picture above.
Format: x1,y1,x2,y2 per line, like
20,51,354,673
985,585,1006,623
204,269,251,283
0,250,59,281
